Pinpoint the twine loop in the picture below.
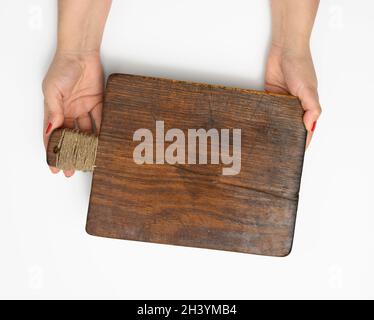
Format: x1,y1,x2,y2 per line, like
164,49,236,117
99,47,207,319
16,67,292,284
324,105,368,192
55,129,98,171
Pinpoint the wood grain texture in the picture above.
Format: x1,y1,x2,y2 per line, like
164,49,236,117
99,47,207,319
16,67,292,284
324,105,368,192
83,74,306,256
46,129,62,167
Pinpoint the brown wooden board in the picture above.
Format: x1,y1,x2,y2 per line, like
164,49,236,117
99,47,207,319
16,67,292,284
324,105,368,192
76,73,306,256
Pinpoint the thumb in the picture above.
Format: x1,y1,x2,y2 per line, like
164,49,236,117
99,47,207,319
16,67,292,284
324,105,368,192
297,85,322,149
43,96,64,173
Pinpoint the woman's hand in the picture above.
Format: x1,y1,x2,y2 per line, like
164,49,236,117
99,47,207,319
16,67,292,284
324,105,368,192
43,0,111,177
43,51,104,177
265,44,321,148
267,0,321,148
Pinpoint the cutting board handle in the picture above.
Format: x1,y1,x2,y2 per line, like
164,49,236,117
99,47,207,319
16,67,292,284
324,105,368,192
46,128,98,171
46,128,64,168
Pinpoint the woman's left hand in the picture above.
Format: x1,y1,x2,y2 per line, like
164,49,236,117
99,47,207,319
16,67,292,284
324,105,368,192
265,44,322,148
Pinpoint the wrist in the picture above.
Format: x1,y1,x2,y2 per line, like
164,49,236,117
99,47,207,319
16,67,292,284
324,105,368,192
271,37,311,58
57,38,101,55
51,49,101,73
57,17,103,54
54,48,100,60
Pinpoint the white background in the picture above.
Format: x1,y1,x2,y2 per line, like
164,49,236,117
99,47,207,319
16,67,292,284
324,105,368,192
0,0,373,299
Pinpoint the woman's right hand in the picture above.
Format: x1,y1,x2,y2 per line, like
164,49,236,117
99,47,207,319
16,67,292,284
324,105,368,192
42,51,104,177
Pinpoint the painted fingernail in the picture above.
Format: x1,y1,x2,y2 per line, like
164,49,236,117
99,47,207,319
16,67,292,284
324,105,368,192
45,122,52,135
311,121,317,132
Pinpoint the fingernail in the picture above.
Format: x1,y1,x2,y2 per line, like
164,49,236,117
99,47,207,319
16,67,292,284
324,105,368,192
311,121,317,132
45,122,52,135
49,166,60,174
64,170,74,178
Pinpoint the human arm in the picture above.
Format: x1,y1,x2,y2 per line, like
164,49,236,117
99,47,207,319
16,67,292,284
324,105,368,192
265,0,321,148
43,0,112,177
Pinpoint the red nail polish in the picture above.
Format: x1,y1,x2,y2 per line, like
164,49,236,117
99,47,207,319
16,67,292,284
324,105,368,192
45,122,52,135
311,121,317,132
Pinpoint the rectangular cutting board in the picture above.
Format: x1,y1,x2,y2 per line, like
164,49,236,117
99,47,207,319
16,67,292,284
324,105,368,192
86,73,306,256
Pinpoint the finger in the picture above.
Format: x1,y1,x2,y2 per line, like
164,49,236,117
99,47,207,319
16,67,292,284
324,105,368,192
90,102,103,134
264,83,289,95
305,131,313,149
297,86,321,148
63,170,75,178
43,102,64,148
63,116,76,130
77,113,93,133
44,97,64,174
49,166,60,174
59,116,77,177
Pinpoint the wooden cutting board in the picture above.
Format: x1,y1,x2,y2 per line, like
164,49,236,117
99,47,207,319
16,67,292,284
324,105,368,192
48,73,307,256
